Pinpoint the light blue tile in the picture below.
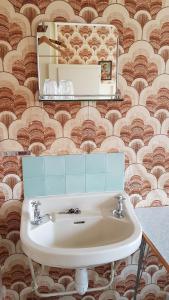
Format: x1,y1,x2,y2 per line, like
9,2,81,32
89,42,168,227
22,153,125,198
86,153,106,174
23,177,45,198
66,174,85,193
105,172,124,191
45,156,65,175
86,173,106,192
22,157,45,178
106,153,124,173
65,154,85,175
45,175,65,195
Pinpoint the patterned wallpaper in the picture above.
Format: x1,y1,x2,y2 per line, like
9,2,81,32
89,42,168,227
57,23,117,66
0,0,169,299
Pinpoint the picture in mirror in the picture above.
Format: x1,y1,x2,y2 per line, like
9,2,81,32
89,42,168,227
37,22,120,101
98,60,112,80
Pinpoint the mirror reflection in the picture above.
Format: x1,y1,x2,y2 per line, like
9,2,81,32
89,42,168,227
37,22,119,101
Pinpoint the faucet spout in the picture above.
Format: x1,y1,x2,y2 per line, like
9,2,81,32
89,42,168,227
31,200,53,225
112,194,126,218
31,213,52,225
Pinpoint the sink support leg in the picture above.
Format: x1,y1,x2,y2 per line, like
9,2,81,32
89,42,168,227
133,236,147,300
28,257,39,291
28,258,115,298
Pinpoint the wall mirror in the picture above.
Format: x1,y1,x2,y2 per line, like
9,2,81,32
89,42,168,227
37,22,121,101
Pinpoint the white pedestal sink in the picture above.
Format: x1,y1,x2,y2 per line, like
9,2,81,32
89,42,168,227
20,191,142,296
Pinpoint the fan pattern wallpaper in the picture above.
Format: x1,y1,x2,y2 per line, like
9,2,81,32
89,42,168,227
57,23,118,66
0,0,169,299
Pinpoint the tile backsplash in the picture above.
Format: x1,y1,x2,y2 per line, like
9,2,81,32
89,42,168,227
22,153,124,198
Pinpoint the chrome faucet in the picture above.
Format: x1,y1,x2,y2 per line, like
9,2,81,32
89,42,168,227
31,201,52,225
113,194,126,218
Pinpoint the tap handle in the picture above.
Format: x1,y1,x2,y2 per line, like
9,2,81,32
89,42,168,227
117,194,126,202
31,200,41,209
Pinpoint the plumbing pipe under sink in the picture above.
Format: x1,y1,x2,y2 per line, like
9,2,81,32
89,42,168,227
75,268,88,295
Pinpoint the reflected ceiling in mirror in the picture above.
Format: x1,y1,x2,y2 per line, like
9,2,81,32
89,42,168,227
37,22,121,101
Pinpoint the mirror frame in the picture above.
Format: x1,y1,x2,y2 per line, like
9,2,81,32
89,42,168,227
37,22,123,101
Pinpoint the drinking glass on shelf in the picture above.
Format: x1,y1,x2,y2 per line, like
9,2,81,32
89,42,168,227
58,80,74,100
43,79,58,100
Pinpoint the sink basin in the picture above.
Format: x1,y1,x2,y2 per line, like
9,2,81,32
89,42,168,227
20,192,142,268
